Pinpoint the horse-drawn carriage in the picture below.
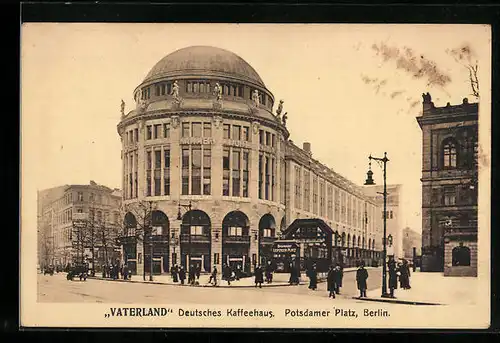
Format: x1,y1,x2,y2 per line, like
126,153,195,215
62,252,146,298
66,264,89,281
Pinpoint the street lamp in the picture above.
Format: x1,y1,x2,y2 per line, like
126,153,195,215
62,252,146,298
177,201,192,272
364,152,390,298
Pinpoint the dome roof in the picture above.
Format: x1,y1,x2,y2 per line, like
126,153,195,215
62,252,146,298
143,46,266,88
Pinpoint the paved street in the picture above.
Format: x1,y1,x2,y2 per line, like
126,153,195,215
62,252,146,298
38,268,383,304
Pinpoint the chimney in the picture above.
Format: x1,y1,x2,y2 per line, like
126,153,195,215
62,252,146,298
303,142,311,154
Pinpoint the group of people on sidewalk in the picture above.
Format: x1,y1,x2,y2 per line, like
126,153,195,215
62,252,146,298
101,264,130,280
170,264,201,286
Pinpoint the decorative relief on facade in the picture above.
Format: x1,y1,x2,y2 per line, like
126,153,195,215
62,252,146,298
252,121,260,134
180,137,215,145
171,116,180,129
171,80,182,106
213,116,223,129
259,145,277,154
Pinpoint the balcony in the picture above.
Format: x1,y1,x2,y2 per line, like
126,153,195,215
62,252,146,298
222,235,251,244
180,234,211,244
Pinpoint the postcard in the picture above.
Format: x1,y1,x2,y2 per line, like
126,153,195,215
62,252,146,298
21,23,491,329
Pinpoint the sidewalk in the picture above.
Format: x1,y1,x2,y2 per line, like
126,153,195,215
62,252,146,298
89,266,376,288
356,271,480,306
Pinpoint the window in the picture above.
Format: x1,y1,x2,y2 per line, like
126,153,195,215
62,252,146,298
203,122,211,138
163,123,170,138
134,128,138,142
161,83,166,95
272,134,276,148
191,146,202,195
190,226,203,235
263,228,273,237
259,130,264,145
304,171,310,212
164,149,170,195
146,152,152,196
327,186,333,219
243,126,250,142
312,176,318,214
389,210,393,219
153,124,160,139
258,155,263,199
155,85,160,96
187,82,193,93
242,151,249,197
146,126,152,140
77,208,83,213
182,148,190,195
266,132,271,146
319,181,325,217
89,193,95,202
233,125,241,141
444,187,456,206
232,150,241,196
192,122,202,138
203,147,211,195
223,124,231,139
229,227,243,236
265,156,270,200
154,150,161,196
182,123,190,138
271,158,276,201
77,192,83,202
443,140,458,168
223,148,230,196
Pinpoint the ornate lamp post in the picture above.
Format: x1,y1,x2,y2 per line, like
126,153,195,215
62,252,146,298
177,201,193,272
364,152,390,298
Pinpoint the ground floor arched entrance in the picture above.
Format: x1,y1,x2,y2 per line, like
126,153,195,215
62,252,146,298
222,211,251,274
259,214,277,267
180,210,211,272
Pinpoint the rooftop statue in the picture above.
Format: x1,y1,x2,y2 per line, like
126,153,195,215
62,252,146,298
171,80,181,104
120,99,125,117
422,92,432,103
282,112,288,126
252,89,260,108
276,99,284,118
213,83,223,102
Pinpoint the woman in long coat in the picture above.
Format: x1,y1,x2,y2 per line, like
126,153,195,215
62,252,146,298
254,265,264,288
308,263,318,290
388,257,398,297
356,261,369,298
326,265,337,298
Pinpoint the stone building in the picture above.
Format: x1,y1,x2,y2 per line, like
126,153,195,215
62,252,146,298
362,184,404,259
117,46,383,276
37,181,122,269
416,93,478,277
402,227,422,260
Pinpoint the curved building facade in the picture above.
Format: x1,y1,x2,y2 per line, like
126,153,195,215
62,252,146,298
117,46,383,276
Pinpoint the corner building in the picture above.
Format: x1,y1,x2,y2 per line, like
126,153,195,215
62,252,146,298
117,46,383,276
417,94,478,277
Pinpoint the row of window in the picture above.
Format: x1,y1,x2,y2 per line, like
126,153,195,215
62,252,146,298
258,129,277,148
258,153,277,201
137,80,271,107
181,145,211,196
382,210,394,219
146,148,172,197
431,185,478,206
294,167,377,231
223,147,250,197
223,124,250,142
442,137,478,169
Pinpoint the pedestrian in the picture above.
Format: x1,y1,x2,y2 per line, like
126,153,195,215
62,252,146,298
356,261,369,298
308,263,318,290
401,259,411,289
171,264,179,283
335,263,343,294
327,265,337,299
254,265,264,288
196,264,201,280
102,264,106,278
235,264,241,281
222,264,232,286
265,261,273,284
188,265,196,285
388,256,398,298
179,265,186,285
208,266,218,286
123,264,129,280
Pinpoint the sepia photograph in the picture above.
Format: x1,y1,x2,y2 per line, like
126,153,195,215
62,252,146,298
21,23,491,329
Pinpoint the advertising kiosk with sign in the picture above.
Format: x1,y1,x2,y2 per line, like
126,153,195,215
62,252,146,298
271,241,300,273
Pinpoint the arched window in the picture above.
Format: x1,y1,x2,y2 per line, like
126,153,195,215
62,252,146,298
443,139,458,168
452,245,471,266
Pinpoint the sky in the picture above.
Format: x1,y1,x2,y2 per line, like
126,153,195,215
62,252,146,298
21,23,491,234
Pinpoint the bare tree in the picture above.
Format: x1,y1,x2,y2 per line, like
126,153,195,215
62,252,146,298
446,45,480,99
120,200,157,281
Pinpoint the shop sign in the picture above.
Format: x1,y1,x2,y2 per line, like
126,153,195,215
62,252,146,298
272,242,299,254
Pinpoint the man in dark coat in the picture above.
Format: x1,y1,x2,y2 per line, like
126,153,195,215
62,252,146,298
388,256,398,298
356,261,369,298
123,264,129,280
208,266,218,286
171,264,179,283
335,263,343,294
254,265,264,288
179,266,186,285
188,265,196,285
308,263,318,290
265,261,273,283
327,265,337,298
196,264,201,280
223,264,232,286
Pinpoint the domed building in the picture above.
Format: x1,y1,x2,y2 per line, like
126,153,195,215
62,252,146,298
117,46,383,277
